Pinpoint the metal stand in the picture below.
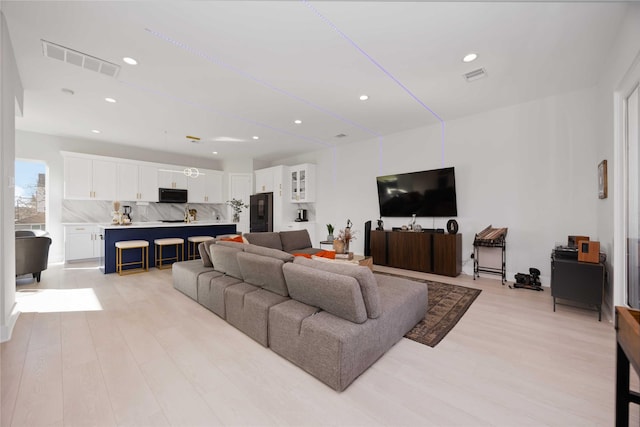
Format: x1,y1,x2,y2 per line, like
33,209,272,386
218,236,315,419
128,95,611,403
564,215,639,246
473,226,507,284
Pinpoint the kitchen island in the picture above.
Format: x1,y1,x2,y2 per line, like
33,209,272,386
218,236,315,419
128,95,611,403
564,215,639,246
98,221,236,274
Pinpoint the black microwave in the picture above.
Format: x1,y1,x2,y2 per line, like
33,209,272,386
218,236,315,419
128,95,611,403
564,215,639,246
158,188,188,203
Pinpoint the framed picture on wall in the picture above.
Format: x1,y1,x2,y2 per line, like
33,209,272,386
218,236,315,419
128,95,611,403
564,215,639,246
598,160,608,199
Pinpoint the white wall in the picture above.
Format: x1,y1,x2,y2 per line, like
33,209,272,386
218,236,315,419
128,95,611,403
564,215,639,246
275,86,600,285
595,3,640,315
15,130,225,263
1,10,23,342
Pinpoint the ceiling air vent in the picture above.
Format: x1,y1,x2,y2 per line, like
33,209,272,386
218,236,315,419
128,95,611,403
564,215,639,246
463,68,487,82
41,39,120,78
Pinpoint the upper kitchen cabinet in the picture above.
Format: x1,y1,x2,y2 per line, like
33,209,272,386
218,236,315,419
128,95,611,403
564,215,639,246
188,169,224,203
117,163,159,202
64,154,117,200
158,166,188,190
255,166,286,195
290,163,315,203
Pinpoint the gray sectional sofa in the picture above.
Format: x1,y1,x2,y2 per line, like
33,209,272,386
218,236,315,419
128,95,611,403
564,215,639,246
172,233,427,391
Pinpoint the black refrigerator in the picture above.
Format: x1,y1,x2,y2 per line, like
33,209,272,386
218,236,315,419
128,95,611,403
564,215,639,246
250,192,273,232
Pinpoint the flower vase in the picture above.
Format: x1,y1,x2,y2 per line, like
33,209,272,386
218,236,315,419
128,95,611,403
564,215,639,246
327,234,334,242
344,240,350,254
333,239,345,254
233,213,240,223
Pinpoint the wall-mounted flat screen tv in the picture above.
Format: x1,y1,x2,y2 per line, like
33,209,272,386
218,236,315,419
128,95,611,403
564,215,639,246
376,167,458,217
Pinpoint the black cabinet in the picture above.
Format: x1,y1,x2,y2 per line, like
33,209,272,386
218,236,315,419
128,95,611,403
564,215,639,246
551,255,605,320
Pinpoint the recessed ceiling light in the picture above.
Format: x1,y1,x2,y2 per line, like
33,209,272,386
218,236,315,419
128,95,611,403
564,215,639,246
212,136,244,142
294,120,302,124
91,129,101,134
463,53,478,63
212,151,218,155
61,88,74,95
104,97,116,103
359,95,369,101
252,136,259,140
123,57,138,65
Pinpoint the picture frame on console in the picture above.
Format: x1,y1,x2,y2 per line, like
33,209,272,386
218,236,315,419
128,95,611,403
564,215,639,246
598,159,608,199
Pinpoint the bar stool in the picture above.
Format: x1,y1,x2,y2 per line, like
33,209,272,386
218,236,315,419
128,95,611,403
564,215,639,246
187,236,214,260
115,240,149,275
154,237,184,269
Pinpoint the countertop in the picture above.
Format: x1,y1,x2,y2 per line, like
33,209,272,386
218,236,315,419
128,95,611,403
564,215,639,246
96,221,235,230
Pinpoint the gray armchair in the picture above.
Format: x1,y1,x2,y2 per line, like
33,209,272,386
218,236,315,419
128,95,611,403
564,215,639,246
15,232,52,283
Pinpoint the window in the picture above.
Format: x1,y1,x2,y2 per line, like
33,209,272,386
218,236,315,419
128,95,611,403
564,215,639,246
627,85,640,309
14,160,47,231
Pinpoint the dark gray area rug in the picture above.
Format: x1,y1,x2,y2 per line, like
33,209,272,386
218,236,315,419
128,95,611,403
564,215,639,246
377,272,482,347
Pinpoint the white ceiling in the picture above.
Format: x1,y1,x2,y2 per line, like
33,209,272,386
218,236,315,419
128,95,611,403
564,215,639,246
2,1,628,163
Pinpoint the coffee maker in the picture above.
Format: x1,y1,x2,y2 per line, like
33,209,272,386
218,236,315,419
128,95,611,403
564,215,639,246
296,208,308,222
122,205,132,223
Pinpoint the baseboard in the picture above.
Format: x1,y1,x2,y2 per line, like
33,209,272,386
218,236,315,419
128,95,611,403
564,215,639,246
0,303,20,343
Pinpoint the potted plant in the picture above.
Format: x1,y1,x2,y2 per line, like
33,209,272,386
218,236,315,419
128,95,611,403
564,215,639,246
326,223,335,241
226,198,248,223
334,227,357,254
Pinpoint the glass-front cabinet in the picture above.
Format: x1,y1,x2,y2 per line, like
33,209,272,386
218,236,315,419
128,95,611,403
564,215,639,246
289,163,315,203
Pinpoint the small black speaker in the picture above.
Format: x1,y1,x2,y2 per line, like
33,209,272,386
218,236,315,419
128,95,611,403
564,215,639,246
364,220,372,257
446,219,459,234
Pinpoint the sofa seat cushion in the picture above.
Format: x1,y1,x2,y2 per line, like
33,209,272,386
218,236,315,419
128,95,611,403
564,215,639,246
244,244,294,263
279,230,313,253
243,232,283,251
172,259,215,301
237,252,289,297
294,257,381,319
198,274,242,318
269,276,427,391
282,263,367,324
209,244,243,279
224,283,288,346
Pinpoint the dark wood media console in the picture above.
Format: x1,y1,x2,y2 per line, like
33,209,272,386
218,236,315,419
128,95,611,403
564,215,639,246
371,230,462,277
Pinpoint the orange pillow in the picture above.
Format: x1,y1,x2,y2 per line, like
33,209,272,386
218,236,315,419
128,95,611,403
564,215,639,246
293,253,312,259
221,235,243,243
314,250,336,259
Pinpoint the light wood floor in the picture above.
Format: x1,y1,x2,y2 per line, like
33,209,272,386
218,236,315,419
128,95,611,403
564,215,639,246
2,261,638,426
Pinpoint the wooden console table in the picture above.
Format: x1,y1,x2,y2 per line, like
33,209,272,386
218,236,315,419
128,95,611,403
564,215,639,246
615,306,640,426
370,230,461,277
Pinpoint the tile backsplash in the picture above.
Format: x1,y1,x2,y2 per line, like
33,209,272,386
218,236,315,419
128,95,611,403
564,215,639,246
62,200,227,223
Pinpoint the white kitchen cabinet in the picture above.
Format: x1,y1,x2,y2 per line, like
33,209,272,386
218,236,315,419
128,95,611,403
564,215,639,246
64,156,117,200
204,170,224,203
188,169,223,203
158,166,188,189
64,224,103,261
117,163,159,202
290,163,315,203
255,168,275,193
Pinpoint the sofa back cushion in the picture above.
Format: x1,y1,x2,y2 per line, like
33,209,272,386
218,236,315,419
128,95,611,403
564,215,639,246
282,263,367,324
293,257,381,319
243,232,283,251
244,244,294,263
237,252,289,297
215,240,246,250
198,242,213,267
279,230,312,253
209,244,243,279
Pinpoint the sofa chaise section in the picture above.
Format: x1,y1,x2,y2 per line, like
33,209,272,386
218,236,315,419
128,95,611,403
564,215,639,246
270,261,427,391
172,259,215,300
